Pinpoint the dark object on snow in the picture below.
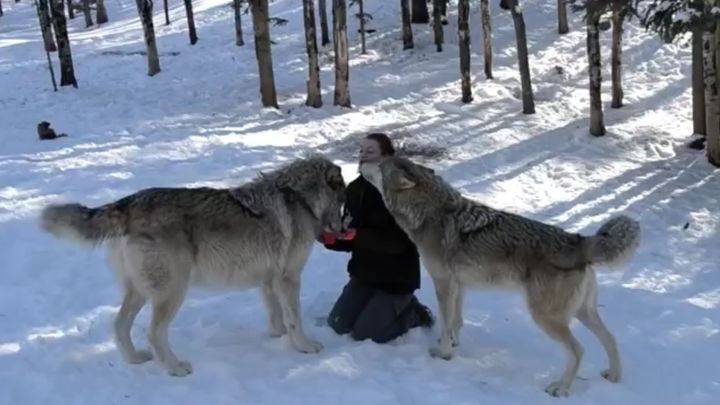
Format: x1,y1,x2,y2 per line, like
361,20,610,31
683,222,690,230
688,137,706,150
38,121,67,140
499,0,510,10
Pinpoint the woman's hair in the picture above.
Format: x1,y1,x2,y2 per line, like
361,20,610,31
365,132,396,156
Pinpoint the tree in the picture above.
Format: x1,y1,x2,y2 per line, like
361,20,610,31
458,0,472,102
587,0,605,135
67,0,74,19
303,0,322,107
250,0,278,108
319,0,330,46
401,0,413,49
333,0,351,107
37,0,57,52
1,0,4,17
692,1,706,135
432,0,444,52
501,0,535,114
34,0,59,91
82,0,94,28
354,0,369,55
50,0,78,87
411,0,429,24
184,0,198,45
164,0,170,25
234,0,244,46
136,0,161,76
558,0,570,34
96,0,108,24
611,0,629,108
703,5,720,165
481,0,492,78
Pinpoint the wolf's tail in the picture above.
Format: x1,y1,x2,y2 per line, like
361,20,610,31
40,202,127,245
584,215,640,270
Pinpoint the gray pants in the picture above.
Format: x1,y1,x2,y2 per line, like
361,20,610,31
328,278,420,343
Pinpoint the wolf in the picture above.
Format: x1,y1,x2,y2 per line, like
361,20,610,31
359,156,640,397
39,155,346,377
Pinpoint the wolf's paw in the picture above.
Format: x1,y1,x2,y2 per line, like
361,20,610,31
602,369,620,383
127,350,153,364
269,323,287,338
429,345,453,360
294,337,323,353
545,381,570,397
167,361,193,377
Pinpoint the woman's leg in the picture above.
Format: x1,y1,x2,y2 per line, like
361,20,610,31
351,292,419,343
327,278,375,335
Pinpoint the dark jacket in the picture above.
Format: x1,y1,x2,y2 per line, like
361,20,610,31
324,175,420,295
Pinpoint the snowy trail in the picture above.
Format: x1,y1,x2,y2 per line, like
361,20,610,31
1,1,718,404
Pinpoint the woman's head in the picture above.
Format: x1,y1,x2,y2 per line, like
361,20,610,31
359,133,395,164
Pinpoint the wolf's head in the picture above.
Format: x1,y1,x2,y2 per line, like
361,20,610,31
360,156,451,232
290,155,346,236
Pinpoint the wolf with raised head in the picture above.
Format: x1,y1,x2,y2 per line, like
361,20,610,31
40,155,346,376
360,156,640,397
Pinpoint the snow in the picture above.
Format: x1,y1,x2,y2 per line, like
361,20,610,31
1,0,719,404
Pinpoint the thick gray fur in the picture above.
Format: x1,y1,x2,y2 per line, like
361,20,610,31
40,155,346,376
360,156,640,397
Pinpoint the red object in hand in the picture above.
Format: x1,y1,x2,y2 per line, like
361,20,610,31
338,229,357,240
322,232,337,245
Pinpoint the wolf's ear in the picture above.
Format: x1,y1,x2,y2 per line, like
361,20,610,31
398,174,416,189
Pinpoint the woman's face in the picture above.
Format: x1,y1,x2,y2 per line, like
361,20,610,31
359,138,383,164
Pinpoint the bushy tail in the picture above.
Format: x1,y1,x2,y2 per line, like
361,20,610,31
40,203,126,245
585,215,640,270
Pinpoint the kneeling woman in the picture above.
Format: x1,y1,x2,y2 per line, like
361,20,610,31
321,133,434,343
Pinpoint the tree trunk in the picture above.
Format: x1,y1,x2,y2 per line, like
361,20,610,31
480,0,492,79
432,0,444,52
67,0,74,19
38,0,57,52
234,0,244,46
359,0,366,54
136,0,161,76
1,0,4,17
401,0,413,50
587,5,605,136
705,27,720,166
50,0,78,87
96,0,108,24
411,0,429,24
250,0,278,108
333,0,351,107
319,0,330,46
303,0,322,107
508,0,535,114
164,0,170,25
692,16,706,135
458,0,472,103
82,0,94,28
611,4,625,109
183,0,198,45
558,0,569,35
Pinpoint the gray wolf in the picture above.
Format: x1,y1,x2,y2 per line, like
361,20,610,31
39,156,346,376
359,156,640,397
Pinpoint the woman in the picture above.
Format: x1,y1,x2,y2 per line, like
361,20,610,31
321,133,434,343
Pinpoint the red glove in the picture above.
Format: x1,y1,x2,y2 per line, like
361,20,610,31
338,228,357,240
321,232,337,245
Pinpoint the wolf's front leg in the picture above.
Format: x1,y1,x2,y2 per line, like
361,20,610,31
272,274,323,353
429,275,459,360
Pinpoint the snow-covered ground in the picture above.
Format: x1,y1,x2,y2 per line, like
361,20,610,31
1,1,718,404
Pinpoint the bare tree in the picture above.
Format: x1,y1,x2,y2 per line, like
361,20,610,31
50,0,78,87
136,0,161,76
37,0,57,52
401,0,413,49
558,0,569,34
34,0,58,90
234,0,244,46
502,0,535,114
250,0,278,108
481,0,492,79
184,0,198,44
67,0,74,19
458,0,472,102
610,0,628,108
357,0,368,54
587,0,605,135
319,0,330,46
1,0,4,17
164,0,170,25
303,0,322,107
432,0,444,52
333,0,351,107
704,20,720,165
96,0,108,24
82,0,94,28
411,0,429,23
691,0,706,135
